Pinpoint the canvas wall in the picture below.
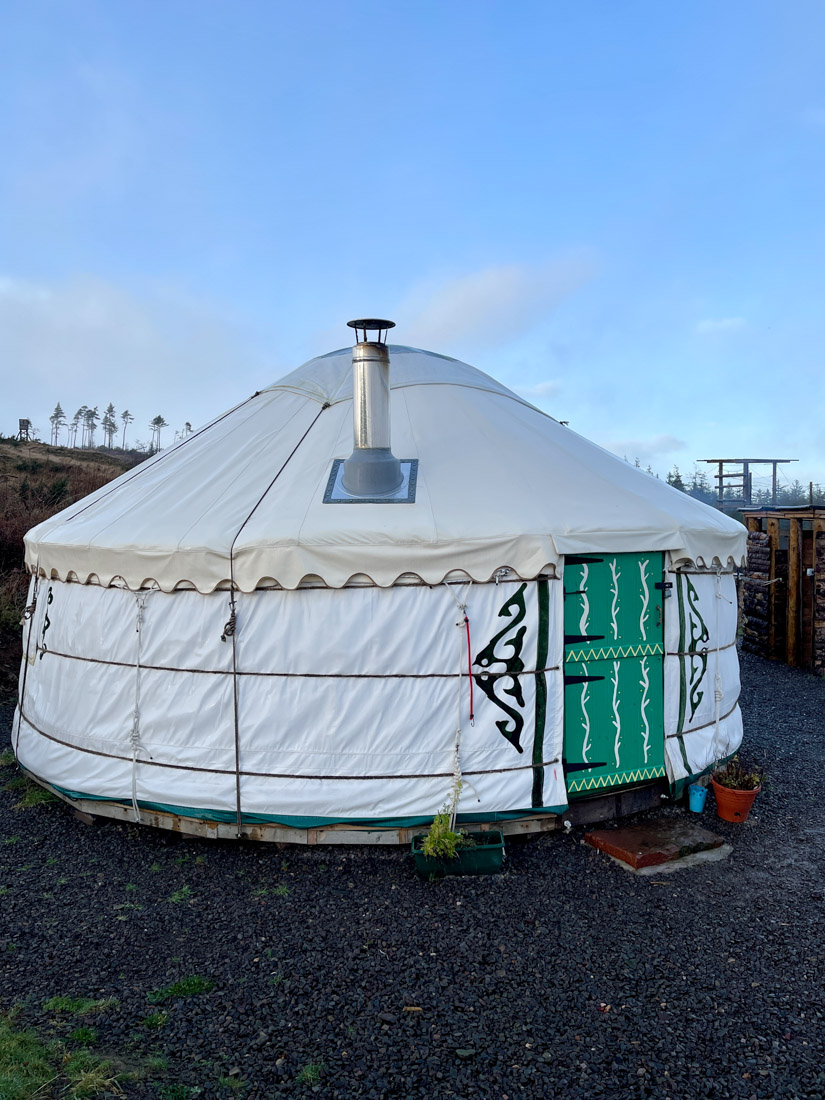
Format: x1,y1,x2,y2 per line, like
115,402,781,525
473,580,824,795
14,575,566,824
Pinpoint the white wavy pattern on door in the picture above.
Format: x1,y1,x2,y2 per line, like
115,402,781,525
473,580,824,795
578,563,590,635
609,559,621,641
610,659,622,768
639,655,650,764
638,558,650,642
580,665,591,763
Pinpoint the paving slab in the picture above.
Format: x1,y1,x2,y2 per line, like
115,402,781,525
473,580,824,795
585,818,726,869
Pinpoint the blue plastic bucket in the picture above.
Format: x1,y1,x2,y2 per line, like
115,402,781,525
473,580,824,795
688,783,708,812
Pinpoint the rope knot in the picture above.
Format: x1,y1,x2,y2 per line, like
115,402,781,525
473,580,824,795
221,608,237,643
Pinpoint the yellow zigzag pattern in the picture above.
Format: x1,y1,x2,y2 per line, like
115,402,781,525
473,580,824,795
567,765,666,793
565,643,664,662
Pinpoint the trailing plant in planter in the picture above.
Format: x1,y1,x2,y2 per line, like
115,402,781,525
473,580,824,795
420,779,475,859
711,755,766,823
712,755,765,791
412,778,504,877
420,808,476,860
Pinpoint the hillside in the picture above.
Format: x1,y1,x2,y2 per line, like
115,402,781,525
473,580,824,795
0,437,146,698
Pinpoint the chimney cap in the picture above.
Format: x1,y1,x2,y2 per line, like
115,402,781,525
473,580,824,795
347,318,395,344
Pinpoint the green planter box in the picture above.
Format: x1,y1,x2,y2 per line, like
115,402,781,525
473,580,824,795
411,830,506,878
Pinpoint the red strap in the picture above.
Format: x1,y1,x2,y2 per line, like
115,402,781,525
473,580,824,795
464,614,474,723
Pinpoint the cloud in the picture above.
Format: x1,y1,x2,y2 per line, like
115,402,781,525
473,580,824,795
399,252,598,352
604,434,687,463
695,317,746,335
0,275,266,442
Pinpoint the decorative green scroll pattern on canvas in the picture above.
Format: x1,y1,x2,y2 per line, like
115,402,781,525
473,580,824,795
531,578,549,808
471,579,550,809
674,573,710,773
473,583,528,753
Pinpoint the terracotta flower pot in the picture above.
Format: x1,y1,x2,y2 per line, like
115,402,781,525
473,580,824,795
711,778,761,823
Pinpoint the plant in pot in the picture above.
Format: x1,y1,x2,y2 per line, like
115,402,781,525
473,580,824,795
411,779,505,877
711,755,765,823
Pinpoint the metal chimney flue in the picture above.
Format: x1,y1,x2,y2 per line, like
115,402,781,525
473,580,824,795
341,319,404,497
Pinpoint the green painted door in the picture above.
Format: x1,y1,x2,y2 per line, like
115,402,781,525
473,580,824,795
563,552,666,797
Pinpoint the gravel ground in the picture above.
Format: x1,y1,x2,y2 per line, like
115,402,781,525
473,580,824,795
1,650,824,1100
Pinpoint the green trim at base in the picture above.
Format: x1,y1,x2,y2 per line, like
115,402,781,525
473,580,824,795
568,765,666,795
36,776,567,830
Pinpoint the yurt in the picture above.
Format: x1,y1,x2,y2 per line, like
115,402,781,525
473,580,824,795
13,321,747,843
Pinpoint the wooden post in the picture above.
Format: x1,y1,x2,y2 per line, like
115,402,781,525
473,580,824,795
746,516,761,533
787,518,801,667
767,516,780,656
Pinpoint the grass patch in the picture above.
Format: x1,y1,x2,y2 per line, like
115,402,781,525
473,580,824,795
146,1054,169,1072
0,1012,120,1099
141,1010,169,1029
42,995,119,1016
218,1074,245,1090
63,1048,121,1097
113,902,142,921
158,1084,202,1099
0,749,15,767
0,1013,54,1100
149,862,163,873
148,976,214,1003
296,1061,324,1085
10,777,57,810
167,885,192,903
69,1026,98,1046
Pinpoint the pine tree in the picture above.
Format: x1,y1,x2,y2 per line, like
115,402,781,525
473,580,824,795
120,409,134,449
101,403,117,448
687,465,715,504
83,406,100,448
149,414,169,452
49,402,67,446
667,466,686,492
73,406,88,447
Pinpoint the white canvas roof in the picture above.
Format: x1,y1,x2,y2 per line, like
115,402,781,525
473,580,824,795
24,345,747,592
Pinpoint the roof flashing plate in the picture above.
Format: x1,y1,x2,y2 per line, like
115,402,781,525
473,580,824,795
324,459,418,504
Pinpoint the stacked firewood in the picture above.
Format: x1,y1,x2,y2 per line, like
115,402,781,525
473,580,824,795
815,533,825,673
741,532,771,657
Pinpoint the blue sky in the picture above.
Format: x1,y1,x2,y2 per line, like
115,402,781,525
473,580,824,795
1,0,823,489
